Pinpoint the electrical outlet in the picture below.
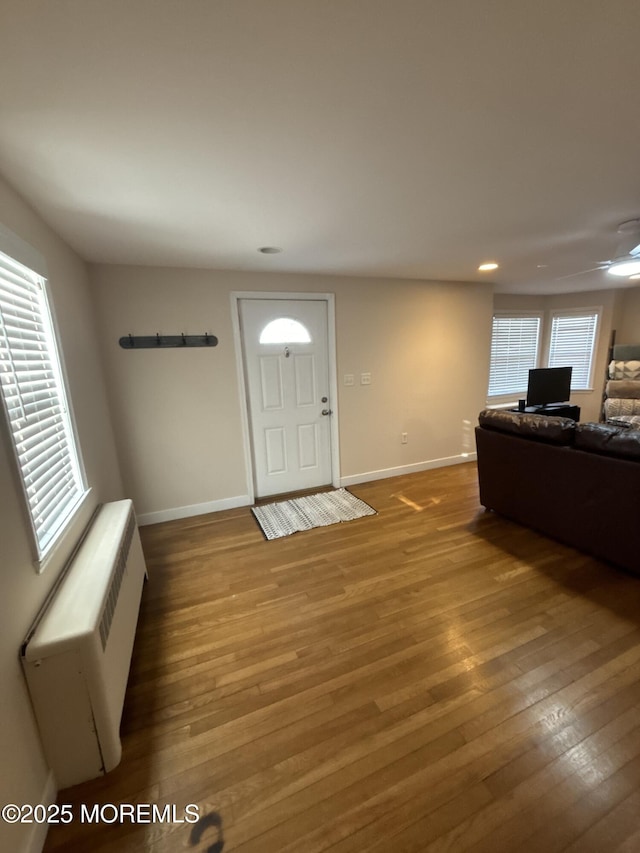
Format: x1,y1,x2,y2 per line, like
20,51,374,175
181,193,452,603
401,432,408,444
344,374,354,386
361,372,371,385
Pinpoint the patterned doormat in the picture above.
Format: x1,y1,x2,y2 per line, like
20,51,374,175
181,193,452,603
251,488,377,540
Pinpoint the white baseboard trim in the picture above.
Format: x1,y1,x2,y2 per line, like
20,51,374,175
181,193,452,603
137,456,477,525
339,452,477,488
25,771,56,853
137,494,251,526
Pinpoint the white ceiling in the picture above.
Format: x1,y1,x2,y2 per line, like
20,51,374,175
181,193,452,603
1,0,640,294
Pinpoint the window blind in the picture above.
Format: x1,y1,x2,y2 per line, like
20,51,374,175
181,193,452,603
548,311,599,389
0,251,85,558
488,315,541,397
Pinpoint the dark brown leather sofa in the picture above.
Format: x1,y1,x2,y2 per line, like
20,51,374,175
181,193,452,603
475,409,640,574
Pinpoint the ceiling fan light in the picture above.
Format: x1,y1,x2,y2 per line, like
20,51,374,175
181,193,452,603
607,259,640,277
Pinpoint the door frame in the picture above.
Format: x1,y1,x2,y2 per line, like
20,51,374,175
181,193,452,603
231,291,340,504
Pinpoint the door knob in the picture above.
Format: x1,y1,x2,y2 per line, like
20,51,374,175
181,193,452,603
321,409,333,416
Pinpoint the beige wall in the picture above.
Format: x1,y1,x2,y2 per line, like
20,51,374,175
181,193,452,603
616,287,640,345
0,177,123,853
91,265,493,520
493,288,628,422
335,277,491,477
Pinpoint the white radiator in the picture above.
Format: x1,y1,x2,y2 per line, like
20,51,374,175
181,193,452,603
22,499,147,789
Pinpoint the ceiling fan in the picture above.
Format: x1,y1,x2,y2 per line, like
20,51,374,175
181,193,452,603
557,219,640,281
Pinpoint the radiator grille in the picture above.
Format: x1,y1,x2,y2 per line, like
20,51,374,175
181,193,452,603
98,510,136,651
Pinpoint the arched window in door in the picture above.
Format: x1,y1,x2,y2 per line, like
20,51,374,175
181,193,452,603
259,317,311,344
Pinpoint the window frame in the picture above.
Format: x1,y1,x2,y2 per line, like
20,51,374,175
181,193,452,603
546,307,601,392
487,311,543,403
0,248,89,571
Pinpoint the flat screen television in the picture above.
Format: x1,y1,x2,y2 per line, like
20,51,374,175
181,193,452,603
526,366,572,407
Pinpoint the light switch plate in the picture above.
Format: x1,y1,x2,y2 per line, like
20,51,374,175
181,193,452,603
361,372,371,385
344,374,355,386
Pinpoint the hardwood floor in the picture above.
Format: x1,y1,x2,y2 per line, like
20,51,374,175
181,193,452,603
43,462,640,852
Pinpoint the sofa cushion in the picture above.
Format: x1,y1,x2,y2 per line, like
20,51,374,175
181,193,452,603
478,409,576,445
574,422,640,461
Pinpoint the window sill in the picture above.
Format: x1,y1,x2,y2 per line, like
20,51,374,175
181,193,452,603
35,488,94,575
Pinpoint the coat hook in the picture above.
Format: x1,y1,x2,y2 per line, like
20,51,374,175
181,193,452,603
119,331,218,349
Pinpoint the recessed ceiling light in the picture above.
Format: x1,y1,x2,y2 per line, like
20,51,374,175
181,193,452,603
258,246,283,254
478,262,499,272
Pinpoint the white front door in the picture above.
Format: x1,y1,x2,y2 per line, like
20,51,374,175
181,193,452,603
240,298,333,498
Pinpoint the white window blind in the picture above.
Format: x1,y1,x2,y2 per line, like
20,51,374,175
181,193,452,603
488,314,541,397
0,250,85,559
548,311,599,390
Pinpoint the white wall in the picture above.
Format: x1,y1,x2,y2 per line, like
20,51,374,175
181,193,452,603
0,176,124,853
91,265,493,521
493,288,626,422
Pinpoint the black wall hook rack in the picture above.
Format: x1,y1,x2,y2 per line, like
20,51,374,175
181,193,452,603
119,333,218,350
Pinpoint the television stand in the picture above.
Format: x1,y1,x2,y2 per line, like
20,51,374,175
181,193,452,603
510,403,580,421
